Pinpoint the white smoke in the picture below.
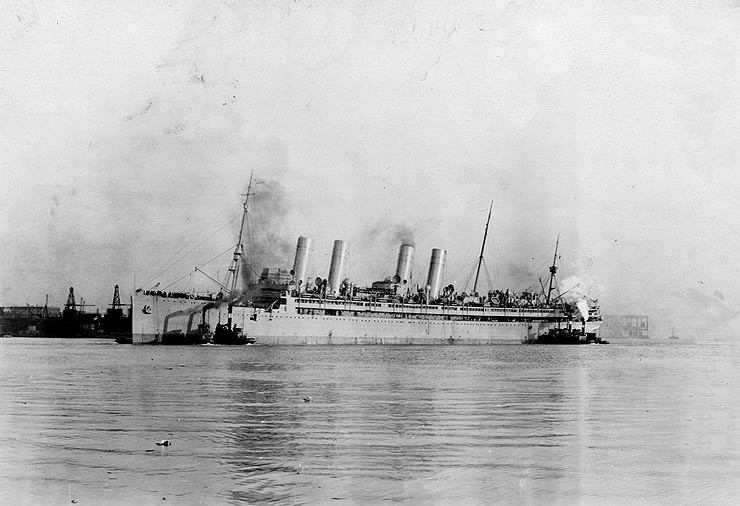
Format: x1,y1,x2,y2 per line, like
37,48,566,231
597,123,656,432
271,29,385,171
575,299,590,320
560,274,604,319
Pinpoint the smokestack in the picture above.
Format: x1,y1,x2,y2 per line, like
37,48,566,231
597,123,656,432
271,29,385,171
426,248,446,299
291,236,312,292
393,244,414,284
327,240,349,296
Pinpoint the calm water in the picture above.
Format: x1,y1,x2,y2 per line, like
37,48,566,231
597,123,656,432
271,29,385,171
1,338,738,505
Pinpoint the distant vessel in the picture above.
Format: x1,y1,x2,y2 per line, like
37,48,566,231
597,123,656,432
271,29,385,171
132,177,601,345
668,325,679,339
1,287,130,339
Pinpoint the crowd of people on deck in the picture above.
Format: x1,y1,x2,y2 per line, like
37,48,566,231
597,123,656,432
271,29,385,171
291,281,573,311
136,289,223,301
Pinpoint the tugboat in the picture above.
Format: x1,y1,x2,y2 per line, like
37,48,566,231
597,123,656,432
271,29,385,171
212,322,254,345
532,325,608,345
525,238,607,345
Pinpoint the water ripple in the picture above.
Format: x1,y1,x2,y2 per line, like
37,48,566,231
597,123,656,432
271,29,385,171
1,339,740,503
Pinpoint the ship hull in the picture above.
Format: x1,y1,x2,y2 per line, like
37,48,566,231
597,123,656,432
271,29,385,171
132,293,211,344
132,292,567,345
232,313,537,345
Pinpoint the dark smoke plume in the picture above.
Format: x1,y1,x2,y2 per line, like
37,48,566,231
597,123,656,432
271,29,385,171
390,223,416,248
234,179,293,293
363,221,417,249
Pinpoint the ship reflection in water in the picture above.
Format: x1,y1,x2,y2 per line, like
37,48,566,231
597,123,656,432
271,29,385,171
0,339,738,504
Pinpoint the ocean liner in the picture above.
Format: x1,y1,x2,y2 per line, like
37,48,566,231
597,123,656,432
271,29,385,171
132,178,601,345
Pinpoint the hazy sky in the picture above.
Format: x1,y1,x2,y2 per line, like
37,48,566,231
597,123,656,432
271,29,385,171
2,0,739,338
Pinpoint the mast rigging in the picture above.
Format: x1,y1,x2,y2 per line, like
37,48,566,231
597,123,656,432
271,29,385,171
473,201,493,294
227,172,254,328
545,235,560,305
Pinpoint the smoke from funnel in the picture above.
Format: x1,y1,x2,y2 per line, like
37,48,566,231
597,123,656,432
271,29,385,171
234,179,293,294
560,274,603,319
360,221,418,252
390,224,416,248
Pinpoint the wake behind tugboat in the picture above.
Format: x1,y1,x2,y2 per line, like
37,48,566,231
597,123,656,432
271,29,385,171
132,175,602,345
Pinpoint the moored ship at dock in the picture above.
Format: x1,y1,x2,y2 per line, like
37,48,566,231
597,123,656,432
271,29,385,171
132,177,601,345
2,286,132,339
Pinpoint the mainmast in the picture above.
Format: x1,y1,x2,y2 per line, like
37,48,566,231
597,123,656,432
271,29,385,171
227,172,254,329
473,201,493,294
545,235,560,305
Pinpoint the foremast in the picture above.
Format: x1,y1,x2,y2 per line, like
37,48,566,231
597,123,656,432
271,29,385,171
226,172,254,331
545,235,560,305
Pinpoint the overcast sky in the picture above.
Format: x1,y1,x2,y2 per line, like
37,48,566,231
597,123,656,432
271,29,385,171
2,0,739,338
